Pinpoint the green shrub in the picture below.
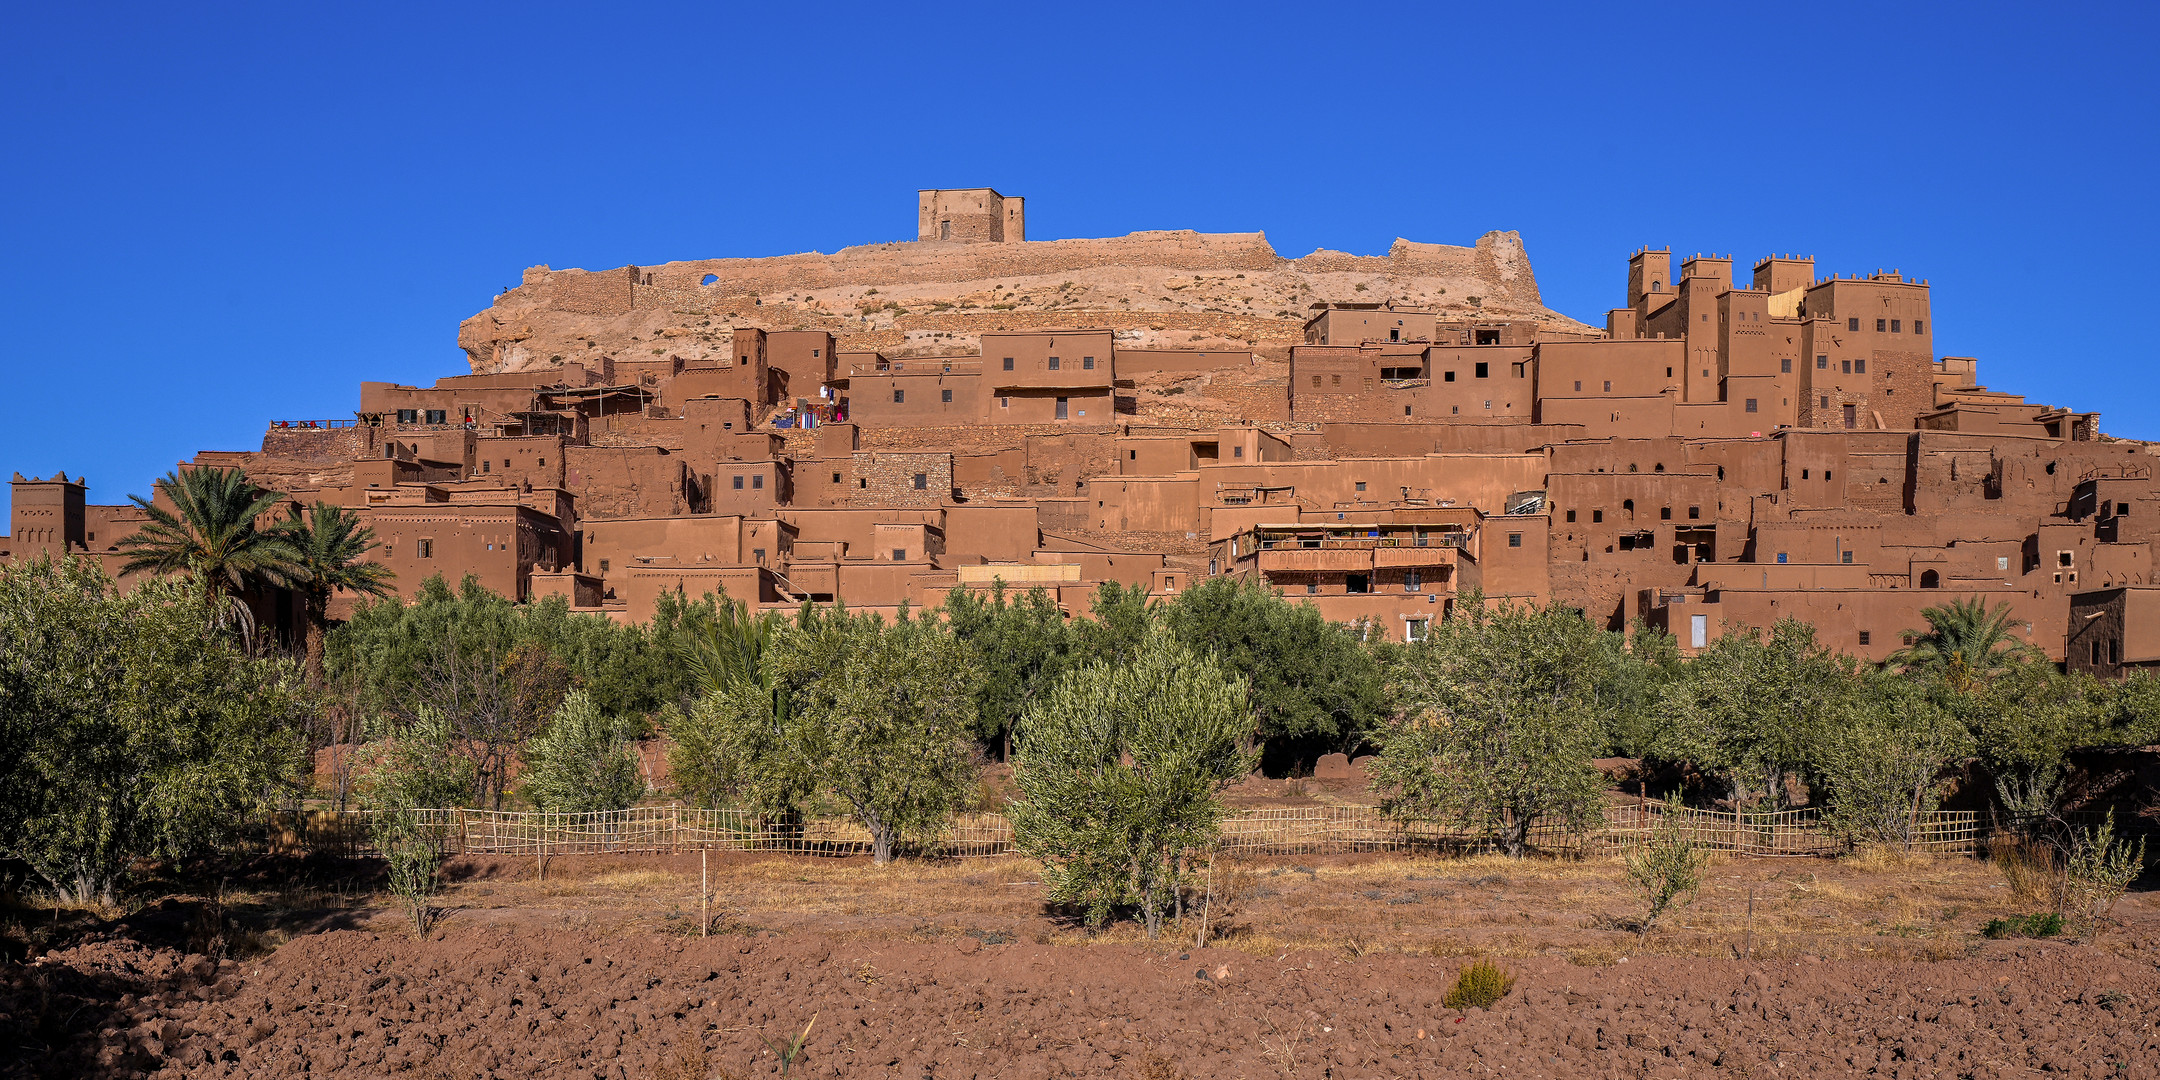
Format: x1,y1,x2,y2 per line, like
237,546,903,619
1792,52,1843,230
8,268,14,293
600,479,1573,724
1623,794,1710,932
1443,959,1516,1010
1982,912,2064,939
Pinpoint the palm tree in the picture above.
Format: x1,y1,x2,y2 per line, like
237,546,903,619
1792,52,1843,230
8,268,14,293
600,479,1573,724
287,502,396,688
1889,597,2035,690
117,467,301,637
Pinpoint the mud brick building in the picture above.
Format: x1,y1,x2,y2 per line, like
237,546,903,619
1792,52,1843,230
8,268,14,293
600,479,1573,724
9,190,2153,672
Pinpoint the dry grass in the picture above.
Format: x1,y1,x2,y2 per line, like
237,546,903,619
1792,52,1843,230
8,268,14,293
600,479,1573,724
403,844,2066,965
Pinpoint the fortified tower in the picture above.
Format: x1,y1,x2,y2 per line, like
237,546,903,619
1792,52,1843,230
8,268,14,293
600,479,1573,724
9,472,86,558
917,188,1025,243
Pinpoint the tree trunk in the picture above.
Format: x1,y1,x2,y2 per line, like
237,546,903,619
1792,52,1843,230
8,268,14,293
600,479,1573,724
304,596,327,690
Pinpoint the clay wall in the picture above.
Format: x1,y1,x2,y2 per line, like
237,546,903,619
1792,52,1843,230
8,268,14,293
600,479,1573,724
981,331,1115,390
565,445,691,519
846,371,983,427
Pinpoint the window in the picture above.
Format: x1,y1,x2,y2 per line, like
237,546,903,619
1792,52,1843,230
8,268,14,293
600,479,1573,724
913,473,927,490
1859,631,1872,646
1603,380,1612,392
1405,569,1422,592
1817,355,1828,369
1781,358,1792,373
1914,319,1924,334
1346,573,1369,594
424,409,447,424
832,472,842,483
1002,357,1014,370
1821,396,1830,408
1047,356,1061,370
1565,510,1576,523
1687,506,1700,519
752,475,763,490
1660,507,1672,520
1307,582,1319,595
1406,618,1428,642
732,475,744,489
1311,375,1322,388
1000,397,1010,408
1776,552,1787,563
1354,482,1366,492
417,538,434,559
1233,446,1244,458
598,558,608,572
753,548,765,563
1507,533,1522,548
811,348,820,357
1843,404,1857,428
1083,356,1095,370
1890,319,1902,333
2059,551,2074,567
1745,398,1758,413
1854,359,1866,374
1475,362,1489,378
1574,380,1582,391
1592,510,1604,523
1997,556,2010,571
1667,367,1673,377
1842,360,1852,374
942,389,953,403
482,461,491,473
893,389,905,403
1802,469,1810,479
1848,318,1860,331
396,408,418,424
1876,318,1887,332
893,548,907,561
1331,375,1342,387
1841,550,1855,564
1444,370,1456,382
1055,397,1069,419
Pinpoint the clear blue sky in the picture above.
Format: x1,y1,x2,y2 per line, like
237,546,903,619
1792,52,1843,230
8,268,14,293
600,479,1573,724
4,1,2154,522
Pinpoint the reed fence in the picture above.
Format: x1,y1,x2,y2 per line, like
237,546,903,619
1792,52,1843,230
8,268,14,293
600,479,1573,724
300,802,2039,861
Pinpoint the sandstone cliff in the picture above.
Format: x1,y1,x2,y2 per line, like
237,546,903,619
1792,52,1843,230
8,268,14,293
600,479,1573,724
458,228,1593,375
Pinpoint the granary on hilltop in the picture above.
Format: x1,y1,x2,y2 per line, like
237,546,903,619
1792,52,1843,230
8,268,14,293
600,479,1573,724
6,189,2150,675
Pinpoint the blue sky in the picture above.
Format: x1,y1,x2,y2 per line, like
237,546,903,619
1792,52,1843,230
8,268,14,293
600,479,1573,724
3,1,2155,522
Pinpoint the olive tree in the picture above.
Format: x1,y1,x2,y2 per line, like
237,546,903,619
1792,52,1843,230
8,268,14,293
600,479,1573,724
668,604,984,863
1009,626,1255,937
0,558,308,905
520,690,645,813
1649,619,1853,811
1814,678,1971,849
1370,595,1608,857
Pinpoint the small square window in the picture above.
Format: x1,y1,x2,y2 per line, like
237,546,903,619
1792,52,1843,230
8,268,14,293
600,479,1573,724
942,389,953,403
1507,533,1522,548
893,548,907,561
1781,358,1792,373
1914,319,1924,334
1876,318,1887,332
1842,360,1852,374
396,408,418,424
1687,506,1700,519
1082,356,1095,370
1574,380,1583,392
1776,553,1787,563
417,538,434,559
1355,482,1366,492
1307,582,1319,595
1859,631,1872,646
1848,318,1860,331
752,475,763,489
1745,398,1758,413
1565,510,1576,522
1048,356,1061,370
1660,507,1672,520
893,389,905,403
1817,355,1828,369
832,472,842,483
1000,397,1010,408
1444,370,1456,382
1603,380,1612,392
1854,358,1866,374
1475,362,1489,378
1592,510,1604,523
1842,551,1854,564
1890,319,1902,333
1002,357,1014,370
913,473,928,490
1331,375,1341,387
732,476,744,489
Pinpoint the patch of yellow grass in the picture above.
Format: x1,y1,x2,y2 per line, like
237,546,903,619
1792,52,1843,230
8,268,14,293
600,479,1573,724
587,869,682,890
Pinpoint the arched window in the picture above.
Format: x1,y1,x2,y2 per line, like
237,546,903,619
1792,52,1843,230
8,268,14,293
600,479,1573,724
1920,570,1941,589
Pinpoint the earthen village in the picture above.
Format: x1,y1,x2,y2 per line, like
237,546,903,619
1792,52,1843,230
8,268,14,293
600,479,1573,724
7,189,2147,673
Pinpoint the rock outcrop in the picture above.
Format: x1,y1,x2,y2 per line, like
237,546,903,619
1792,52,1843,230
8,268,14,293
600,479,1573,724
457,228,1590,375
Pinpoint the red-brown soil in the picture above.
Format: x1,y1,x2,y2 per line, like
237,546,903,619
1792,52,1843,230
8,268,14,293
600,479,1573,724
6,851,2157,1079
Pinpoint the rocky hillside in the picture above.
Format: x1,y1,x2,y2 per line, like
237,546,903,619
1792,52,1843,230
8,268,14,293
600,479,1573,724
457,228,1595,376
